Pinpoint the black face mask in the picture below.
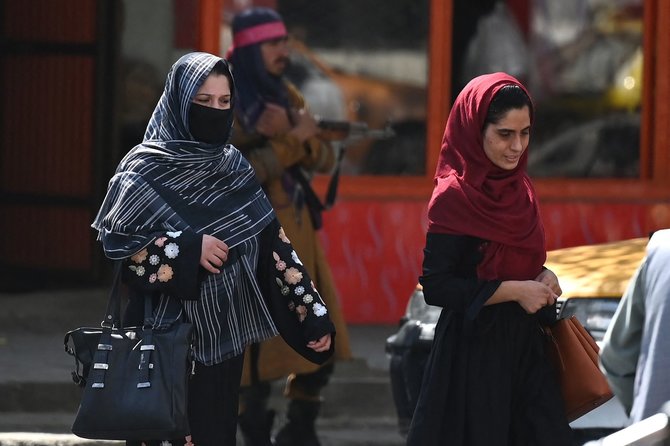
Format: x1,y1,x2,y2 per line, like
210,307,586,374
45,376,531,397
188,102,234,145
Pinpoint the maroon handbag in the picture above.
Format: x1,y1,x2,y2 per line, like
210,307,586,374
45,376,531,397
544,315,614,422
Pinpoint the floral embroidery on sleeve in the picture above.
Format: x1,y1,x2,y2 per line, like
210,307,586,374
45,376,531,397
128,233,181,284
291,250,303,266
274,252,287,271
296,305,308,322
131,249,148,264
278,227,291,243
312,302,327,317
157,264,174,282
272,226,328,323
283,267,303,285
164,242,180,259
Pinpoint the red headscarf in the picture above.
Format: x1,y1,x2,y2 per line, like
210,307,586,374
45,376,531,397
427,72,546,281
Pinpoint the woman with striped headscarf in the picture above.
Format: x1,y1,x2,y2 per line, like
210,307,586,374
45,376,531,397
92,52,335,446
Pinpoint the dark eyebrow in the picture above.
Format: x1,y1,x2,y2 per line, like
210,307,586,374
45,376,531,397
194,93,231,98
497,126,531,132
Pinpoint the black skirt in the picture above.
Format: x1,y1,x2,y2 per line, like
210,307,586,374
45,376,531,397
407,302,573,446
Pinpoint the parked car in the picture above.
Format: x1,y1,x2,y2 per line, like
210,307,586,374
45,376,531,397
386,237,649,441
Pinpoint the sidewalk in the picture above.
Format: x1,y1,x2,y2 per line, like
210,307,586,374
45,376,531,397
0,288,405,445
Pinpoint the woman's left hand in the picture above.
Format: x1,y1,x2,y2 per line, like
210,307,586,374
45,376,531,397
535,268,562,298
307,333,332,352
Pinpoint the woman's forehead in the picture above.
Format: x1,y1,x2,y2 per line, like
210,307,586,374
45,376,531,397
196,74,231,94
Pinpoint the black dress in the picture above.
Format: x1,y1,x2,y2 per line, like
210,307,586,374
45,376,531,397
406,233,572,446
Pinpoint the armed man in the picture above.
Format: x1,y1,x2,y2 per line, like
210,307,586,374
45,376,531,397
227,7,353,446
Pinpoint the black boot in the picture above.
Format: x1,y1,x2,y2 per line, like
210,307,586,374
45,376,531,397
238,381,274,446
239,408,275,446
273,400,321,446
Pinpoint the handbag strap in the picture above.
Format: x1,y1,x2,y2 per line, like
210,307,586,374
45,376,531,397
86,261,124,388
544,324,567,371
81,261,161,389
87,327,114,389
101,261,124,328
137,295,156,388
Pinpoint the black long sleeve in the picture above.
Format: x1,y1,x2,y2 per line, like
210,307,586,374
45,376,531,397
419,232,501,319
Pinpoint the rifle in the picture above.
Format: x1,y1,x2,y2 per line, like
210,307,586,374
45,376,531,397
316,118,396,143
293,119,395,229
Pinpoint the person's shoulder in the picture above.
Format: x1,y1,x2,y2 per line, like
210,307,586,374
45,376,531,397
646,229,670,262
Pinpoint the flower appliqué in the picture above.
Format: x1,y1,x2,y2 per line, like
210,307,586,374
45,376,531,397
278,227,291,244
295,285,305,296
313,302,328,317
303,294,313,304
131,249,148,264
149,273,157,283
296,305,307,322
166,230,182,238
128,265,146,276
291,250,303,266
157,264,174,282
149,254,160,265
276,277,290,295
273,252,286,271
154,237,168,247
284,267,303,285
164,242,180,259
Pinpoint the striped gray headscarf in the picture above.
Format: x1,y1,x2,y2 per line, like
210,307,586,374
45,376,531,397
92,52,275,259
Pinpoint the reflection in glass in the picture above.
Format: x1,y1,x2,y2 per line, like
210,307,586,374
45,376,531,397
528,0,643,179
452,0,643,179
278,0,429,176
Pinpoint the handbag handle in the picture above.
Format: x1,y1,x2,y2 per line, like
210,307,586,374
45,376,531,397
544,325,567,371
101,261,124,328
91,261,158,389
101,261,156,330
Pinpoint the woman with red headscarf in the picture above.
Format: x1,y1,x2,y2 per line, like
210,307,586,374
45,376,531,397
406,73,572,445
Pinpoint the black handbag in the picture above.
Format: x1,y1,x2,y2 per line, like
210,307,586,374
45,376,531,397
64,262,194,441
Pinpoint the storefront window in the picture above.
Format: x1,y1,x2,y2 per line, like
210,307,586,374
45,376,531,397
272,1,430,176
455,0,643,179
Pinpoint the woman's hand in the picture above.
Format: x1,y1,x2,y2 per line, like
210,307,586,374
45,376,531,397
515,280,560,314
535,268,562,297
200,234,229,274
307,333,332,352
